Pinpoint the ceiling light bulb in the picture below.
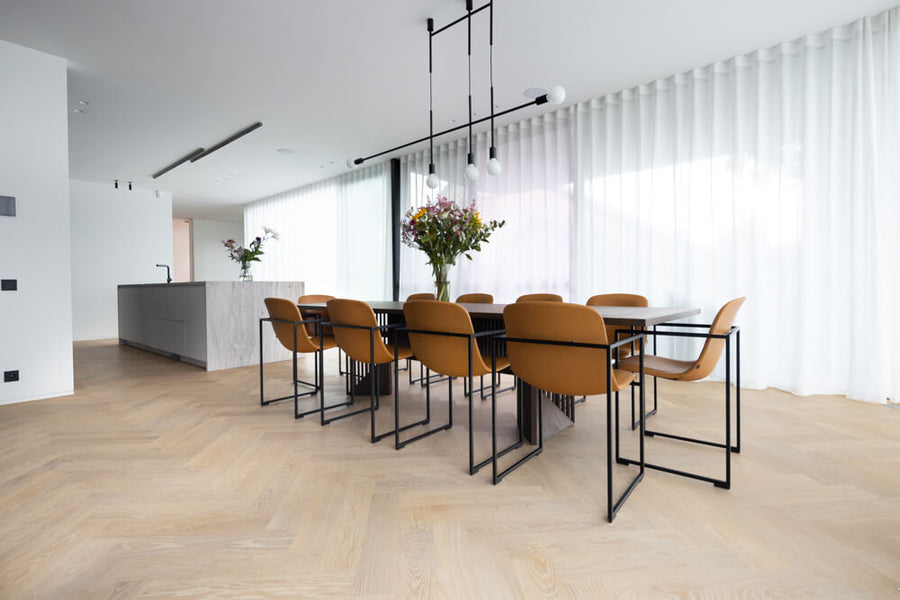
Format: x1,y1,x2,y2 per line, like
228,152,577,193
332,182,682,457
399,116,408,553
547,86,567,105
346,158,357,169
464,162,479,181
487,157,502,176
426,172,439,189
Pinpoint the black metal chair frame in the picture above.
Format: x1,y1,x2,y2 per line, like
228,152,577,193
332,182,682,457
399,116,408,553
258,316,352,419
402,327,521,475
322,321,434,447
498,332,646,523
616,323,741,490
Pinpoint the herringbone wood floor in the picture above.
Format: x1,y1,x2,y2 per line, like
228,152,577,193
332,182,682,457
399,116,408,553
1,340,898,599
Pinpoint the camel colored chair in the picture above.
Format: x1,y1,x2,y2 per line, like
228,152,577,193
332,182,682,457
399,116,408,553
298,294,349,377
587,293,650,428
455,292,494,304
454,293,510,398
325,299,415,443
406,292,440,385
503,302,646,522
404,300,520,476
260,297,349,419
617,297,745,490
516,293,563,303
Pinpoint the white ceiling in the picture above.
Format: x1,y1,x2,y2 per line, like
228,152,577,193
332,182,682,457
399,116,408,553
1,0,897,221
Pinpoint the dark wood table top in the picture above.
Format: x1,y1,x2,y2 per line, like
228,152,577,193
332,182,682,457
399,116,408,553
298,301,700,327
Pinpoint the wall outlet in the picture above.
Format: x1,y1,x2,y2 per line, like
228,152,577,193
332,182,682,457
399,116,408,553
4,370,19,382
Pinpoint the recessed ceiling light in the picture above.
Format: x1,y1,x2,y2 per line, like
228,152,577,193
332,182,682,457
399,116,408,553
72,108,85,114
276,148,295,156
78,100,90,106
523,87,547,99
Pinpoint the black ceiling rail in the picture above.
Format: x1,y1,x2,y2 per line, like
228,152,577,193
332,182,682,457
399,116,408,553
150,121,263,179
190,122,263,163
151,148,205,179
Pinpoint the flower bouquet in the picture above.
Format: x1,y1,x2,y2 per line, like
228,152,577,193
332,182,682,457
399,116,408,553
401,196,504,301
223,226,279,281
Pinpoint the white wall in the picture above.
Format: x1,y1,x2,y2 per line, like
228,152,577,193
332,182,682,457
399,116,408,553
0,40,73,405
70,180,173,340
192,218,243,281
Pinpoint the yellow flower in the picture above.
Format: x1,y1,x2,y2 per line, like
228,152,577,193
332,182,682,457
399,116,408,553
414,207,427,221
474,212,483,228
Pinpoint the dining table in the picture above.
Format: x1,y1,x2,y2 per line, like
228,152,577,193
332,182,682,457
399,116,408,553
297,300,701,442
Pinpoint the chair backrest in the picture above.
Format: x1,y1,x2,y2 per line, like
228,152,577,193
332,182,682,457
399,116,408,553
516,293,563,303
264,297,319,353
325,299,395,364
586,293,649,349
681,297,746,381
298,294,335,336
403,300,490,378
503,302,621,397
455,292,494,304
586,293,648,308
407,292,435,301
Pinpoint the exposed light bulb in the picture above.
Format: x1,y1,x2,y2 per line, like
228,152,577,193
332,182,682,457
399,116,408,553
426,172,439,189
464,162,479,181
487,157,502,176
346,158,357,169
547,85,567,105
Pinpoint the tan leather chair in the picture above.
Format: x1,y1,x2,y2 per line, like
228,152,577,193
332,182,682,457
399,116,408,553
326,299,414,443
455,293,494,304
586,293,649,358
455,293,503,397
404,300,516,475
406,292,438,385
503,301,645,522
587,293,650,428
261,298,348,419
516,293,563,303
618,297,745,490
298,293,348,376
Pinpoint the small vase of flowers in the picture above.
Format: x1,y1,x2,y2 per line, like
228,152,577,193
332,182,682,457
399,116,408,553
222,227,279,281
401,196,504,301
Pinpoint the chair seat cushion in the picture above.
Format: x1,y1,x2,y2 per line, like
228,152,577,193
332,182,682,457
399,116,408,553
317,336,338,351
385,344,414,362
618,354,694,379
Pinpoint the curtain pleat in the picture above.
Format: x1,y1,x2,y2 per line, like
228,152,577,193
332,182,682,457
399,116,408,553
243,163,390,300
397,7,899,403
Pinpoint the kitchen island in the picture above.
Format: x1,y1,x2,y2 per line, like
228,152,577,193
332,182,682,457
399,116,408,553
117,281,305,371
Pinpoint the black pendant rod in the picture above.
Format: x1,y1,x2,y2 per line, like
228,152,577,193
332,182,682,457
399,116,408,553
350,96,550,166
489,0,496,153
428,18,435,171
466,0,474,163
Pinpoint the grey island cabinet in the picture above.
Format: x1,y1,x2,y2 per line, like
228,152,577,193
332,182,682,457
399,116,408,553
117,281,305,371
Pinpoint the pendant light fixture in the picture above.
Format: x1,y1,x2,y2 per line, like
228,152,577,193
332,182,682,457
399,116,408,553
425,18,439,189
486,0,501,176
463,0,479,182
347,1,566,181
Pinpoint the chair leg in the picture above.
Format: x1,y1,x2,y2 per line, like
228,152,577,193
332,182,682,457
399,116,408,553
394,364,451,450
619,347,735,489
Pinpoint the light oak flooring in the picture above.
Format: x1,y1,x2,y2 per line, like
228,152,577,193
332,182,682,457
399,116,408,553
1,340,898,599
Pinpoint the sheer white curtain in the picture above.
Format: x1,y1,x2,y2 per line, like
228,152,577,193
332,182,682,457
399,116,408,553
399,113,573,302
398,8,900,403
244,163,391,299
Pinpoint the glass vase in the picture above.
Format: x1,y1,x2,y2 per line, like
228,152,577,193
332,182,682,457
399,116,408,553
434,264,450,302
239,262,253,282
